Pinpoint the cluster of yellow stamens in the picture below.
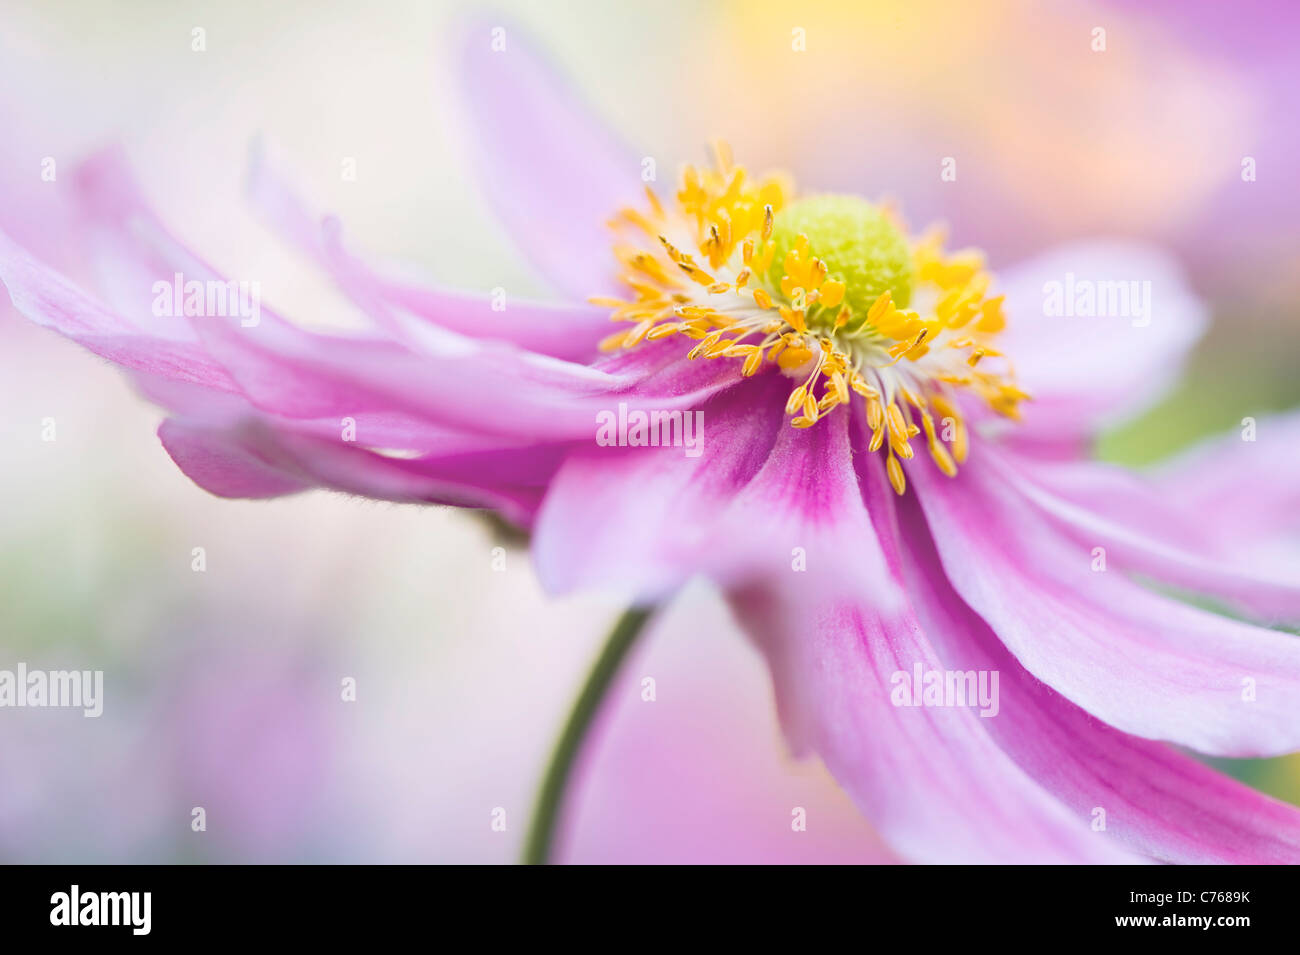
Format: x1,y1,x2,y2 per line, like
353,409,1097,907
590,142,1028,495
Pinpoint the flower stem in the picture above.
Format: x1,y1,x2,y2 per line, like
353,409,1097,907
522,605,654,865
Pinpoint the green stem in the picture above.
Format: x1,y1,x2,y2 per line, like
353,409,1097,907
522,606,654,865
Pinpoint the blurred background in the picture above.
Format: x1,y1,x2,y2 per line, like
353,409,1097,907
0,0,1296,863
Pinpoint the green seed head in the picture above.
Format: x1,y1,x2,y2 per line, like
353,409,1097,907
767,195,914,318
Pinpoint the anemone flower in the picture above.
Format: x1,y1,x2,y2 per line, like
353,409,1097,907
3,28,1299,866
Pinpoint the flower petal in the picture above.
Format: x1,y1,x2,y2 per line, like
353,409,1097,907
997,241,1208,444
157,418,311,500
5,218,617,441
533,374,784,600
912,451,1300,757
159,415,558,526
0,228,240,392
57,154,709,442
138,372,538,455
892,486,1300,864
535,374,899,603
727,452,1135,864
1152,408,1300,561
981,446,1300,624
246,148,613,361
457,19,640,299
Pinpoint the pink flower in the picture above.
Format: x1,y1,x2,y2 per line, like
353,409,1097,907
3,28,1299,864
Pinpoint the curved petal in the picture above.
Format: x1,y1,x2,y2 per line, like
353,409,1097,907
982,447,1300,624
4,215,624,441
912,451,1300,757
60,152,725,443
137,372,541,456
157,419,311,500
1152,408,1300,555
533,374,785,600
0,228,240,392
534,375,899,603
246,148,613,361
159,416,558,526
727,450,1135,864
997,241,1208,444
457,18,640,299
891,486,1300,864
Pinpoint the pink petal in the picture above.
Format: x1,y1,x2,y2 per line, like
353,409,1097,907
0,228,240,392
457,18,640,300
997,241,1207,443
64,154,701,441
246,149,613,362
534,374,897,602
157,419,310,499
983,447,1300,624
1153,409,1300,559
892,486,1300,864
533,374,784,600
912,452,1300,757
5,223,610,440
728,453,1135,864
138,373,539,456
159,416,555,526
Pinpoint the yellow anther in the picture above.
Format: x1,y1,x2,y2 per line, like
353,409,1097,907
930,442,958,477
678,262,717,287
592,144,1028,493
659,235,686,263
866,396,884,432
819,280,846,309
976,295,1006,333
887,454,907,495
830,371,849,405
624,318,656,347
851,375,878,399
645,323,681,340
802,393,819,422
688,330,724,359
867,290,894,324
780,304,807,334
777,344,814,369
599,330,629,351
703,337,734,358
885,403,909,444
952,421,969,463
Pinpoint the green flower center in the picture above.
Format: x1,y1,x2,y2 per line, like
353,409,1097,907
767,195,914,315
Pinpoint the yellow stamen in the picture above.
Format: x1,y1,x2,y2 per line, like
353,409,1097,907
593,140,1027,494
887,454,907,495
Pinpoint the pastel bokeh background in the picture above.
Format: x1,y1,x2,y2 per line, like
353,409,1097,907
1,0,1296,862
